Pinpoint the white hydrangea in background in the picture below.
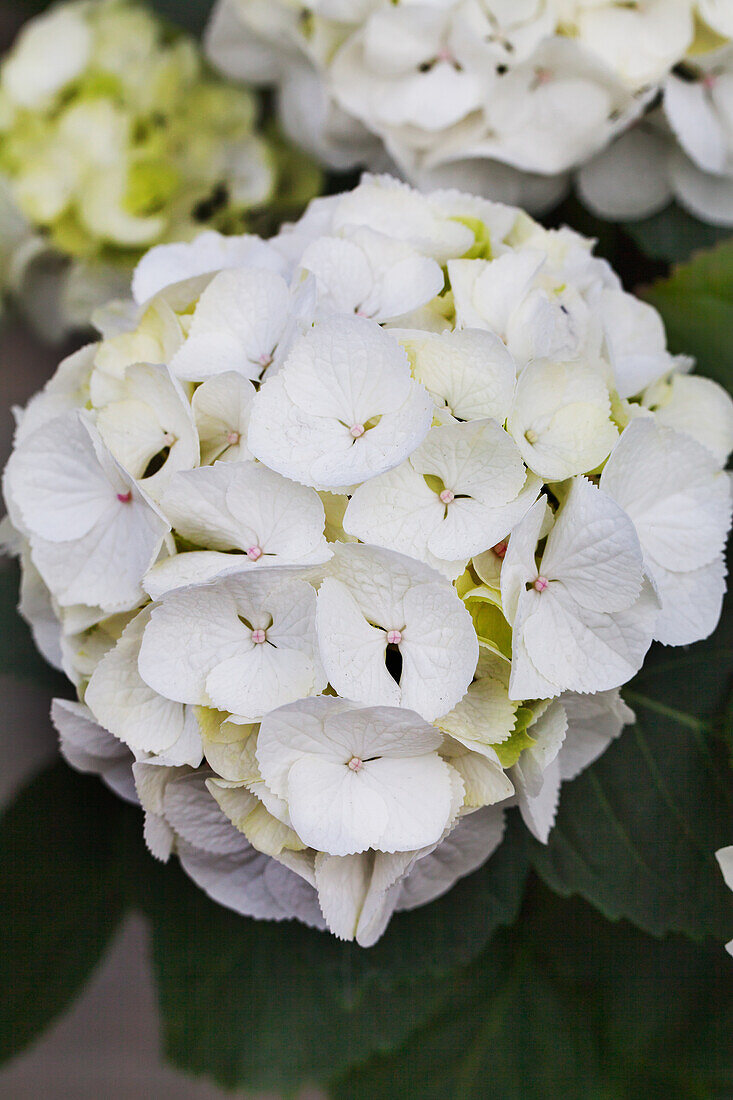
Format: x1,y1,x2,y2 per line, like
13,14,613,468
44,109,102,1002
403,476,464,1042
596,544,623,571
205,0,733,226
0,0,320,340
4,174,732,946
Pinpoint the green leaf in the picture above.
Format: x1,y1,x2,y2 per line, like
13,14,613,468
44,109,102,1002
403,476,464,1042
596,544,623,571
623,204,732,264
332,884,733,1100
530,550,733,941
0,564,65,689
0,762,127,1064
640,239,733,390
140,813,530,1093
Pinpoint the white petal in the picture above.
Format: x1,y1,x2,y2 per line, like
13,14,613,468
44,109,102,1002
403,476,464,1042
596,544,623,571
132,232,288,304
558,688,634,781
160,462,329,565
600,419,733,573
515,754,561,844
170,267,291,383
248,319,433,488
508,360,618,481
520,579,658,695
85,607,202,765
597,289,672,398
396,806,506,912
286,741,455,855
178,840,324,927
314,849,410,944
649,555,727,646
52,698,137,804
510,700,567,799
577,127,673,220
192,371,256,465
397,327,517,423
540,477,644,613
645,373,733,467
500,494,549,624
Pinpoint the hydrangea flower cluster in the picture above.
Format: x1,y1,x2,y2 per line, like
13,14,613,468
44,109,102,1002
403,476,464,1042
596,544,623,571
4,175,732,946
206,0,733,225
0,0,319,339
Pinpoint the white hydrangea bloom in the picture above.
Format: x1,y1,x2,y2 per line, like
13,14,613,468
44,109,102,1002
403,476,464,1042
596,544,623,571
206,0,733,226
5,174,729,946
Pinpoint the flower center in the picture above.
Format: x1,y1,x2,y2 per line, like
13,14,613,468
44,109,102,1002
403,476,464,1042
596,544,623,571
246,545,263,561
258,352,273,369
226,430,240,446
439,488,455,505
162,431,176,447
533,575,549,593
386,629,403,645
492,539,508,559
702,72,718,90
251,628,267,644
524,428,539,444
116,491,132,503
350,423,366,438
347,756,363,772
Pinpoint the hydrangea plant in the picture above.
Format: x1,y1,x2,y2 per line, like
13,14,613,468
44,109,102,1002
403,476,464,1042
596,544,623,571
3,174,732,946
0,0,320,339
206,0,733,226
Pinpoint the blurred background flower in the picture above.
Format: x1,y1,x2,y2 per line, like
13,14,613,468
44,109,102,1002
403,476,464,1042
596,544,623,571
0,0,320,340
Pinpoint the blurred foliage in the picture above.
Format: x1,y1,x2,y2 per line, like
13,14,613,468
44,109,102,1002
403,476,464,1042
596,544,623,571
641,240,733,390
333,880,733,1100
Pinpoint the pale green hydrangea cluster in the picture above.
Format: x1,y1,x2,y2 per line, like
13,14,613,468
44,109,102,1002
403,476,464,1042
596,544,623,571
0,0,320,337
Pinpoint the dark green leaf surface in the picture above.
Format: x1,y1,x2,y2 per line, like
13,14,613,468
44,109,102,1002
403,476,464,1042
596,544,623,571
641,240,733,389
0,565,64,689
150,0,215,35
0,762,127,1064
624,205,732,264
333,884,733,1100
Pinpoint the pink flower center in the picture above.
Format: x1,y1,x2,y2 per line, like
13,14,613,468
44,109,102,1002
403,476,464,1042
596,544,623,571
350,423,365,438
251,629,267,644
439,488,455,505
258,352,273,368
492,539,508,559
535,67,553,85
436,47,454,64
702,73,718,90
226,430,240,446
348,756,363,772
246,545,263,561
116,491,132,503
533,575,549,593
386,629,402,645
